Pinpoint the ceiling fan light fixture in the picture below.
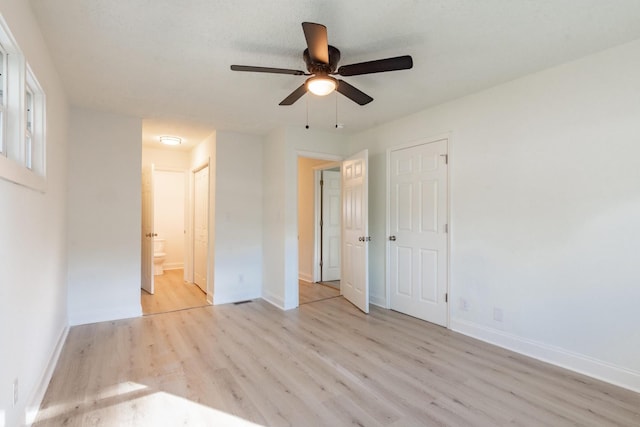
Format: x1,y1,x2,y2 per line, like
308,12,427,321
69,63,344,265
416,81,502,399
306,75,337,96
230,22,412,106
160,136,182,146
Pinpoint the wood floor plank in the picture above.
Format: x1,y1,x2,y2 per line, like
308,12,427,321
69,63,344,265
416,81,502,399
298,279,340,305
141,269,208,315
34,297,640,426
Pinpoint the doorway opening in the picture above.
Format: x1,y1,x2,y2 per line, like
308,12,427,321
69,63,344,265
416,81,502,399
295,149,370,313
292,149,369,312
140,164,209,315
297,156,342,305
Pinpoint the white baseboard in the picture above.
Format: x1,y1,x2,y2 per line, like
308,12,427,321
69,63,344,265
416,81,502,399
69,304,142,326
451,318,640,393
213,290,262,306
25,325,69,426
370,294,387,308
298,272,313,283
261,291,285,310
163,262,184,270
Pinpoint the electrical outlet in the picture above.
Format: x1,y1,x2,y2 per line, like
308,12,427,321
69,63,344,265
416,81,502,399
13,378,19,406
493,307,503,322
459,298,469,311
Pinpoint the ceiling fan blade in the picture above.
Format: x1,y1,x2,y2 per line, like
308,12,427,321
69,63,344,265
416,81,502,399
336,80,373,105
279,84,308,106
302,22,329,64
337,55,413,76
231,65,306,76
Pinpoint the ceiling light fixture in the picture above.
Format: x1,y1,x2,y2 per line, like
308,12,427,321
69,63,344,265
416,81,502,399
306,75,337,96
160,136,182,146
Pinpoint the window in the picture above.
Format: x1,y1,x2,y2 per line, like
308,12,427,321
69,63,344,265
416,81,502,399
25,84,33,169
0,13,47,190
25,67,45,176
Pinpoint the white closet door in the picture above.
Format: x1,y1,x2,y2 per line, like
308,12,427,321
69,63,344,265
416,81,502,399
390,139,448,326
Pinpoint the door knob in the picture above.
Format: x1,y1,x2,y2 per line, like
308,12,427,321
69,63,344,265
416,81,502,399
389,236,396,241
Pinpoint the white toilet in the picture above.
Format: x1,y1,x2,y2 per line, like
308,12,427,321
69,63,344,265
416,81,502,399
153,238,166,276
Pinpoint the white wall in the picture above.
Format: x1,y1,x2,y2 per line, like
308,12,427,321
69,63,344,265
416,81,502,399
263,127,348,309
0,2,69,425
349,39,640,391
67,108,142,325
297,157,328,282
154,170,185,269
262,128,287,307
213,131,264,304
142,146,190,171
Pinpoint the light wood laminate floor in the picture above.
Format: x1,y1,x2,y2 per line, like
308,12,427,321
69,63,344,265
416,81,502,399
320,280,340,290
141,269,208,315
35,297,640,426
299,280,340,305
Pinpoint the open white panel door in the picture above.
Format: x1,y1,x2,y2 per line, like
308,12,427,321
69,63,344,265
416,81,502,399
193,165,209,294
141,164,155,294
342,150,369,313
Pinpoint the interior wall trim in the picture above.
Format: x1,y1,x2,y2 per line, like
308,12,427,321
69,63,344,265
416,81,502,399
261,292,285,310
69,305,142,326
25,325,69,426
451,318,640,393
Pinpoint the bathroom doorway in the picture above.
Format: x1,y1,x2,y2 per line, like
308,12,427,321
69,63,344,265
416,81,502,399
154,169,186,274
140,164,208,315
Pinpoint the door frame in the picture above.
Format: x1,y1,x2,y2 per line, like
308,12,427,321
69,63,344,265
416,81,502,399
295,150,343,308
312,161,341,283
191,160,212,303
385,133,452,327
141,164,155,295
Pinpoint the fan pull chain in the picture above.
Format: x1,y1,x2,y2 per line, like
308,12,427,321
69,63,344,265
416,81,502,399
335,92,338,129
305,96,309,129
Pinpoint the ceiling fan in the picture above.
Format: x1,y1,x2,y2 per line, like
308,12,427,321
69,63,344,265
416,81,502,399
230,22,413,106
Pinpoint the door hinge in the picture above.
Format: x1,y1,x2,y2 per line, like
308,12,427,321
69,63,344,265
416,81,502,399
319,260,323,267
320,179,324,187
440,154,448,164
445,293,448,303
444,224,448,233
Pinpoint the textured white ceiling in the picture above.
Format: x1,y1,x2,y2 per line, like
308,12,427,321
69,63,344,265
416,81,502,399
29,0,640,147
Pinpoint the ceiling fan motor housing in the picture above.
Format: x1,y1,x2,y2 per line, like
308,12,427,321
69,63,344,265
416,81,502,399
304,45,341,74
